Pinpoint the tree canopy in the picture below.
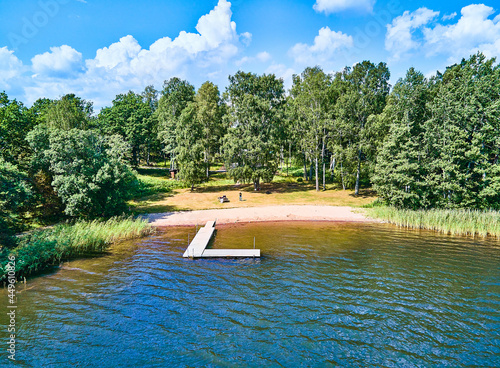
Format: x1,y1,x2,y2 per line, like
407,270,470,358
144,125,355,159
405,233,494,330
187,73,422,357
223,71,286,190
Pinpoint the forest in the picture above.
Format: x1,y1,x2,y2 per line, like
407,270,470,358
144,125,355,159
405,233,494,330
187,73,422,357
2,52,500,245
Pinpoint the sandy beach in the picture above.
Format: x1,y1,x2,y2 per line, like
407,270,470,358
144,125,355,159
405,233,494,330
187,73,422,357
147,205,377,227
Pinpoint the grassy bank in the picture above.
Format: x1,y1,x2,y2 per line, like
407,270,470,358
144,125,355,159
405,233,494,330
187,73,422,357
129,170,377,213
0,217,153,281
367,206,500,238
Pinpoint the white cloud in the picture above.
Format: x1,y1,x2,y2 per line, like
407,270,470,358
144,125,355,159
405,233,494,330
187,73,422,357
385,8,439,61
0,47,24,88
289,27,353,65
257,51,271,62
240,32,252,46
89,35,141,71
18,0,250,109
313,0,375,14
31,45,83,77
424,4,500,59
442,12,457,21
236,51,271,66
386,4,500,62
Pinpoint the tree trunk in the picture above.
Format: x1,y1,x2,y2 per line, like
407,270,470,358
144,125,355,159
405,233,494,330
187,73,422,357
323,161,326,191
253,177,260,191
280,146,284,172
315,157,319,191
205,151,209,179
355,148,362,195
321,137,326,191
133,146,139,167
288,142,291,177
331,157,335,182
303,152,307,180
341,161,346,190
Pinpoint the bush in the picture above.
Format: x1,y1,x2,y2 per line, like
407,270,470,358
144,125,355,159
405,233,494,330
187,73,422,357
26,127,136,218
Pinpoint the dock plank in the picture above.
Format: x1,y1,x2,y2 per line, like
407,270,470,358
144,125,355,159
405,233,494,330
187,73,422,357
202,249,260,258
183,220,260,258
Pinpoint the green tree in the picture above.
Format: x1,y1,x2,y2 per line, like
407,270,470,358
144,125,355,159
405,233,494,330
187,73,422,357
372,68,433,208
0,159,32,246
26,127,136,218
98,91,153,166
195,81,225,177
290,67,334,191
0,92,34,165
176,103,206,190
334,61,390,194
155,78,195,169
44,94,93,130
223,71,286,190
426,53,500,209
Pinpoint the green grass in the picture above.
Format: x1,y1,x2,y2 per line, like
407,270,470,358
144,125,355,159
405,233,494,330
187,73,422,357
0,217,153,280
131,174,185,198
367,206,500,238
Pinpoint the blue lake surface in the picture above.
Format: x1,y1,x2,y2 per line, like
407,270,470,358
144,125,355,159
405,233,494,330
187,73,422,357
2,222,500,367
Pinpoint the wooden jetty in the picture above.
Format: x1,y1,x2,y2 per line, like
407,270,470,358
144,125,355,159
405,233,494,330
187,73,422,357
183,220,260,258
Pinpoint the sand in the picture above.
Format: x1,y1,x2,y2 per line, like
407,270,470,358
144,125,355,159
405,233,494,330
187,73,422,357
147,205,378,227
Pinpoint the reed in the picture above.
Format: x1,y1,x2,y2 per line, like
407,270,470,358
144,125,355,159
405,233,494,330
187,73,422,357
1,217,153,280
367,207,500,238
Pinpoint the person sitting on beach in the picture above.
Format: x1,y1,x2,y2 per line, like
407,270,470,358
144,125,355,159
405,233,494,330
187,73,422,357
218,195,229,203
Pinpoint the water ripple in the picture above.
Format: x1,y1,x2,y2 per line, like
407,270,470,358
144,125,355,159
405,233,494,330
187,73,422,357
3,223,500,367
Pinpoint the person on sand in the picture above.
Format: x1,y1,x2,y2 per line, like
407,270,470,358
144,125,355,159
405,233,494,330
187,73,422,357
239,192,242,201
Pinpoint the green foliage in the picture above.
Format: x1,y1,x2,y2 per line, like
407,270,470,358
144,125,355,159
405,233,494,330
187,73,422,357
290,66,334,191
196,81,225,176
27,127,136,218
372,68,432,208
98,90,156,165
374,53,500,210
0,159,32,245
44,94,93,130
0,217,152,280
0,92,34,165
130,174,184,198
332,61,391,194
223,71,286,190
155,78,195,166
175,103,206,190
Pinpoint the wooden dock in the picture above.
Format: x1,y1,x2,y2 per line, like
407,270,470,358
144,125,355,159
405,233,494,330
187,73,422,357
183,221,260,258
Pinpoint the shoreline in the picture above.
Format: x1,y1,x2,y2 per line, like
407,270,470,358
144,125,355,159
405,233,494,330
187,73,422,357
147,205,378,227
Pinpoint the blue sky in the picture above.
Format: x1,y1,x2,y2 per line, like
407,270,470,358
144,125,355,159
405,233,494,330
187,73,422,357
1,0,499,110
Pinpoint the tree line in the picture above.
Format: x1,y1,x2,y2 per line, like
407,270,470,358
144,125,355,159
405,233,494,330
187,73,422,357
1,52,499,243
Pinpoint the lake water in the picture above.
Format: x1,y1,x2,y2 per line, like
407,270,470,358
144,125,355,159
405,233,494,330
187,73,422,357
1,222,500,367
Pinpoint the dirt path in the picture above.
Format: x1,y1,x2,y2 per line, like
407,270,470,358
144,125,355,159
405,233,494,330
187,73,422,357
147,205,378,227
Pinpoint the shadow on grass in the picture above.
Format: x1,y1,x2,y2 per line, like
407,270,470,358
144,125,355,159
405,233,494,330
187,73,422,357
192,181,324,194
349,189,377,198
136,168,171,178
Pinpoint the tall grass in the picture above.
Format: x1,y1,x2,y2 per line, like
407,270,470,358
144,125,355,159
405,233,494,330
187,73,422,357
367,206,500,238
1,217,153,280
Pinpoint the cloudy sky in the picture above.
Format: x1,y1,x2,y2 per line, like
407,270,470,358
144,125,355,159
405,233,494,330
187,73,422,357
1,0,499,110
